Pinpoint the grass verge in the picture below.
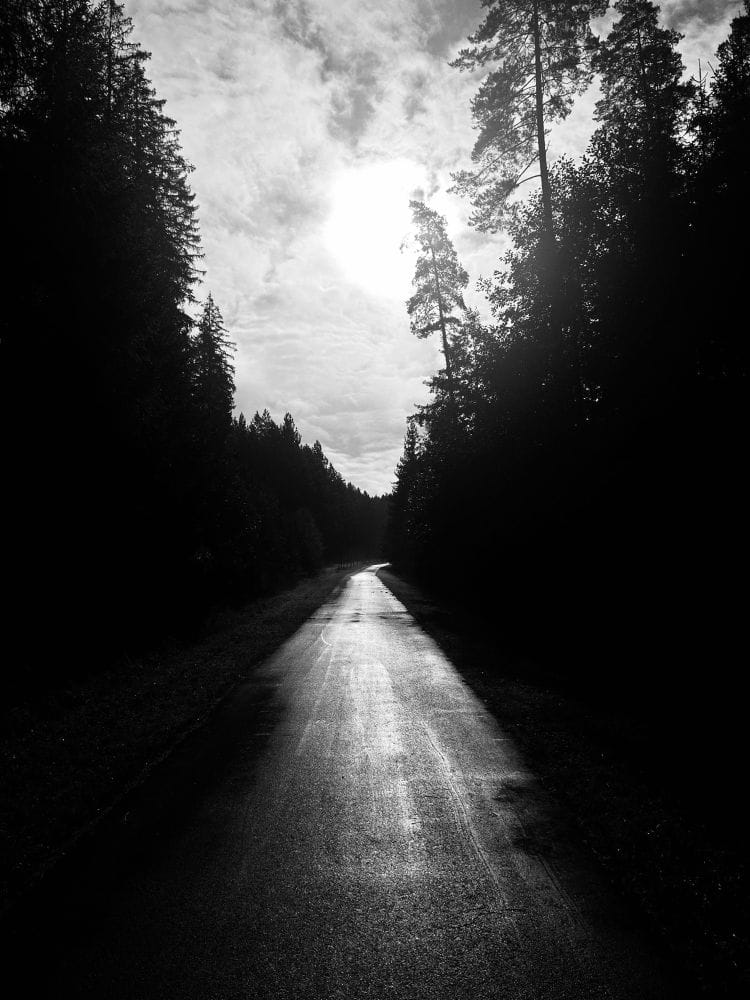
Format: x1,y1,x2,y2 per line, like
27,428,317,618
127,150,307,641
0,565,357,912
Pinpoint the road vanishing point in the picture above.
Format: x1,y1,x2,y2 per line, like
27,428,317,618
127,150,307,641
8,566,678,998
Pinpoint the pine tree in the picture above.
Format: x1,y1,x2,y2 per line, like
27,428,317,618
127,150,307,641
702,0,750,203
451,0,607,235
591,0,692,185
407,201,469,415
712,0,750,115
688,0,750,377
585,0,694,397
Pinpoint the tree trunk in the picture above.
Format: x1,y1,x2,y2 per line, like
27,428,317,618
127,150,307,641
532,0,553,237
532,0,565,389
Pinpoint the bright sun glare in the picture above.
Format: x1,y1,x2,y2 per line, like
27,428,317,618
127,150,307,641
324,159,426,299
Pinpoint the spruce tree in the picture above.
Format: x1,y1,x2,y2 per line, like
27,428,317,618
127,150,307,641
387,418,422,565
193,293,235,436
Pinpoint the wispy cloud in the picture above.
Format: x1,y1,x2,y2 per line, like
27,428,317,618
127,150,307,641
124,0,740,494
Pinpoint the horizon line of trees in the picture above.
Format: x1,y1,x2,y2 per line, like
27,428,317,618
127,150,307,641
388,0,748,707
1,0,386,686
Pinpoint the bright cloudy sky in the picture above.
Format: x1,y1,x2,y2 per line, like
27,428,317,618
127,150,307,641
124,0,741,495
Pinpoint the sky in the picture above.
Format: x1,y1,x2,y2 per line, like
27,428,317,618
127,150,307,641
124,0,742,495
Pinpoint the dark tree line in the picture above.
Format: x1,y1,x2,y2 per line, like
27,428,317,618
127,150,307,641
388,0,749,770
1,1,385,685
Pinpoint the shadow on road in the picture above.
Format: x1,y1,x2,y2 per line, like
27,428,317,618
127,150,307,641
375,566,747,1000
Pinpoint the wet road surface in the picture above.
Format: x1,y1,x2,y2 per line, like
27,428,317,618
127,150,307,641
7,566,678,998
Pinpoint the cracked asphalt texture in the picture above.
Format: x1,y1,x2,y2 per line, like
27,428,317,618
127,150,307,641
5,566,679,998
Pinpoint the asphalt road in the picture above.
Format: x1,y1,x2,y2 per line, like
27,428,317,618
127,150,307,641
7,566,678,998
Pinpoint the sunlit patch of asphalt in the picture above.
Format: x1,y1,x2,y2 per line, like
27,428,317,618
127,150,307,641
213,564,676,998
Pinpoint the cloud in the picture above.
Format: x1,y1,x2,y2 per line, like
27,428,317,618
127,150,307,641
123,0,485,494
662,0,742,30
124,0,739,495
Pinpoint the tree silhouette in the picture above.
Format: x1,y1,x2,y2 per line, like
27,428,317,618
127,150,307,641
1,2,387,685
407,201,469,416
193,294,236,437
451,0,607,235
387,8,750,806
591,0,692,193
386,418,422,567
689,0,750,377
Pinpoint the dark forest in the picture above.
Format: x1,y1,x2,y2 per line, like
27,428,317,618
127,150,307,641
1,2,748,997
388,0,749,810
1,0,387,687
